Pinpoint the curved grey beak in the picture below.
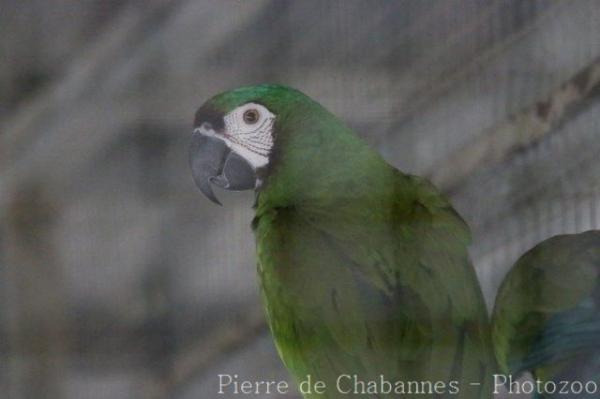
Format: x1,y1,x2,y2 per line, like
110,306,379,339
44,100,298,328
189,129,256,205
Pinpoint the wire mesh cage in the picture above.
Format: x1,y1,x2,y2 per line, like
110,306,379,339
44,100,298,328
1,1,599,398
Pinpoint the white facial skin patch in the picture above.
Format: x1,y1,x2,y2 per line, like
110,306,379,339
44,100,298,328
221,103,275,169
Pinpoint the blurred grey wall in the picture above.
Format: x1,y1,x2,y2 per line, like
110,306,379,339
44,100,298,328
1,1,600,398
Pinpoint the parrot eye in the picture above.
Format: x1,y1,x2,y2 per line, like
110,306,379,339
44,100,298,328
243,109,260,124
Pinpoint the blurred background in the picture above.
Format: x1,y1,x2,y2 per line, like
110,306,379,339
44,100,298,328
1,0,600,398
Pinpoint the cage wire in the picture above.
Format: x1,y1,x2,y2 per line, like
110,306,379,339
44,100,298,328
1,1,600,398
461,98,600,304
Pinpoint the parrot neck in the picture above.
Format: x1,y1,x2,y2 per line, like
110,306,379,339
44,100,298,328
255,119,395,215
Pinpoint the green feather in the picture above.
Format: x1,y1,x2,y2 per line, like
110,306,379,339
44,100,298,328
207,85,496,398
492,230,600,397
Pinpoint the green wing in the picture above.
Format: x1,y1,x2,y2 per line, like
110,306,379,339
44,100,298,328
492,231,600,390
255,171,494,398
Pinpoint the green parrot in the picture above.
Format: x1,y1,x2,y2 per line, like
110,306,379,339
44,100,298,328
189,85,495,398
492,231,600,398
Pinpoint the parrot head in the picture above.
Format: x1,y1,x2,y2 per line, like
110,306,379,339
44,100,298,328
189,84,333,205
